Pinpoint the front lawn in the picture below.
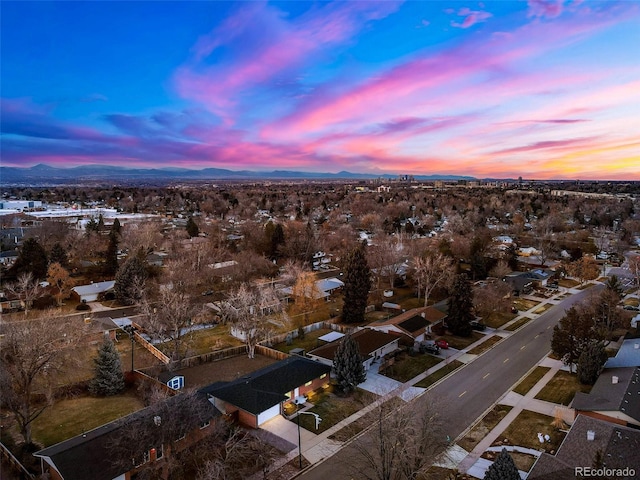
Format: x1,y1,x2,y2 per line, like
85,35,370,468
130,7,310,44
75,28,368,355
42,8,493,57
457,404,513,452
272,328,334,354
414,360,464,387
483,311,516,329
297,389,374,434
328,397,403,441
440,331,485,350
513,366,550,396
513,298,539,311
533,303,553,314
31,391,145,447
381,353,443,383
492,410,565,453
534,370,592,405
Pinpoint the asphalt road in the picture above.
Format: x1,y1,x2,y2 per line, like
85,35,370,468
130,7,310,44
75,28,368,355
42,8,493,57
300,286,601,479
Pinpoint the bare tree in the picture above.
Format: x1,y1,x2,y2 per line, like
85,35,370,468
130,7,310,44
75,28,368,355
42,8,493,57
290,271,323,329
369,235,405,291
0,314,82,444
473,280,512,320
412,253,454,307
567,256,600,285
7,272,43,316
628,255,640,287
345,397,448,480
488,260,512,279
221,284,287,358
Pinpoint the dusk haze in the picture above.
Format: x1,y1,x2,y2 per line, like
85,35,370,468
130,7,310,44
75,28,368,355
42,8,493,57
1,0,639,180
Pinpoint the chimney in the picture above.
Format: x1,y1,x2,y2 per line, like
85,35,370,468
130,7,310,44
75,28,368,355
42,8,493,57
587,430,595,441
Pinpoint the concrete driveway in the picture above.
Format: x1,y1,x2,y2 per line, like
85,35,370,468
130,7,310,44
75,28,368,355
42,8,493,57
260,415,317,450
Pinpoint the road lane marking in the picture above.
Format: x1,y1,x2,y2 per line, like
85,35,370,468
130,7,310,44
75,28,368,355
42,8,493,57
534,334,540,339
521,345,526,350
459,391,467,397
547,325,552,329
483,373,490,379
503,358,509,363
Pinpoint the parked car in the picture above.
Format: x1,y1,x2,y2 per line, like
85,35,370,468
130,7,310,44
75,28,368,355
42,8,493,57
470,321,487,331
623,305,639,311
419,342,440,354
435,339,449,349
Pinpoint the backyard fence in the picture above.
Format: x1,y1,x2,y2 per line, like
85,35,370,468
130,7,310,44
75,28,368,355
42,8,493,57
0,442,35,479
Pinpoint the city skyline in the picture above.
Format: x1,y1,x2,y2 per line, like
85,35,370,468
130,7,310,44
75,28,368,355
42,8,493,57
1,1,639,180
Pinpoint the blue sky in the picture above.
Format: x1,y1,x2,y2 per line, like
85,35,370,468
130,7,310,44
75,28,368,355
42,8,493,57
2,1,639,179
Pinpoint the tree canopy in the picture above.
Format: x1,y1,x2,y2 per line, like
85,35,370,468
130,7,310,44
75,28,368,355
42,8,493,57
90,339,125,396
333,333,366,395
342,241,371,324
447,274,474,337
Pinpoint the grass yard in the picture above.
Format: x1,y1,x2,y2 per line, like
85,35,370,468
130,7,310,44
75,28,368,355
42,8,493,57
414,360,464,387
483,311,517,329
381,353,443,383
328,397,403,441
272,328,334,354
534,370,592,405
505,317,532,331
467,335,502,355
513,366,551,396
440,331,485,350
513,298,540,311
180,324,244,356
297,389,375,434
492,410,565,453
32,391,145,447
457,404,513,452
533,303,553,314
558,278,579,288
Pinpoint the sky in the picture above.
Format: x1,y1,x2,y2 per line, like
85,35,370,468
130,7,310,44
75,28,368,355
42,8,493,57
1,1,639,180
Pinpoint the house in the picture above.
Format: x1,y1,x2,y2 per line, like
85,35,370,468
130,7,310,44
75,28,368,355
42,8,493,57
280,277,344,301
34,392,220,480
368,307,446,343
307,328,400,371
572,367,640,427
200,356,331,428
604,340,640,368
518,246,541,257
528,414,640,480
71,280,115,303
503,269,553,294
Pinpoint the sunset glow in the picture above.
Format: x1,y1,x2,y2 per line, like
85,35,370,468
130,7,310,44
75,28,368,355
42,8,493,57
1,1,639,179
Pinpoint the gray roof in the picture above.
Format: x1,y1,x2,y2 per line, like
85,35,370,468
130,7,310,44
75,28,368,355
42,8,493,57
572,367,640,422
529,414,640,480
200,356,331,415
72,280,115,296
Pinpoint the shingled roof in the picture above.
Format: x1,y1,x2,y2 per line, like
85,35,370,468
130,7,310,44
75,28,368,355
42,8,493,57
528,414,640,480
34,392,219,480
307,328,399,362
572,367,640,424
199,356,331,415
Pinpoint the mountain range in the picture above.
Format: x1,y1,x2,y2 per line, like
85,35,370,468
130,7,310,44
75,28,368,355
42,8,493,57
1,164,477,185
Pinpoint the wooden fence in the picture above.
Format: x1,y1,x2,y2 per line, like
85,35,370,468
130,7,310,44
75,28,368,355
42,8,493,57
133,331,170,365
0,442,35,479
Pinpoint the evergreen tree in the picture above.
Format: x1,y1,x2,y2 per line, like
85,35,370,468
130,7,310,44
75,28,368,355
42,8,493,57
103,231,119,276
97,214,105,231
10,238,48,280
89,339,125,396
605,275,623,299
577,341,608,385
111,218,122,236
49,242,69,268
333,333,366,395
114,255,147,305
483,448,520,480
85,217,99,233
447,274,474,337
341,241,371,324
264,221,285,260
186,217,199,238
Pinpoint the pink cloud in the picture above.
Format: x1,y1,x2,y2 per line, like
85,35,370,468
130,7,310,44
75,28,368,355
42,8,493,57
527,0,564,19
451,7,493,29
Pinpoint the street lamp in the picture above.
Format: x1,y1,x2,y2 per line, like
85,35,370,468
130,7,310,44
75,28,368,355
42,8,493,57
294,396,305,469
123,325,136,372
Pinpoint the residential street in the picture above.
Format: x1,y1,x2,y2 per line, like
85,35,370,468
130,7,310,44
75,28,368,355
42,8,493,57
298,285,601,479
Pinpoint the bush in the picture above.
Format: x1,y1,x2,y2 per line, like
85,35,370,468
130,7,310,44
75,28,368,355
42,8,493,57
76,303,91,311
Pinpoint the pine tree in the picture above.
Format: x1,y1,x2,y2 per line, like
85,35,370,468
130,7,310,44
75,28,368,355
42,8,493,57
483,448,520,480
447,274,473,337
10,238,48,280
114,255,147,305
103,230,119,276
111,218,122,236
186,217,199,238
49,242,69,268
577,341,608,385
333,333,366,395
90,339,125,396
342,241,371,324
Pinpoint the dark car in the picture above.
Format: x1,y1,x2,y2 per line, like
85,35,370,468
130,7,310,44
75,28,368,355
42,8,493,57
470,321,487,331
420,342,440,354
